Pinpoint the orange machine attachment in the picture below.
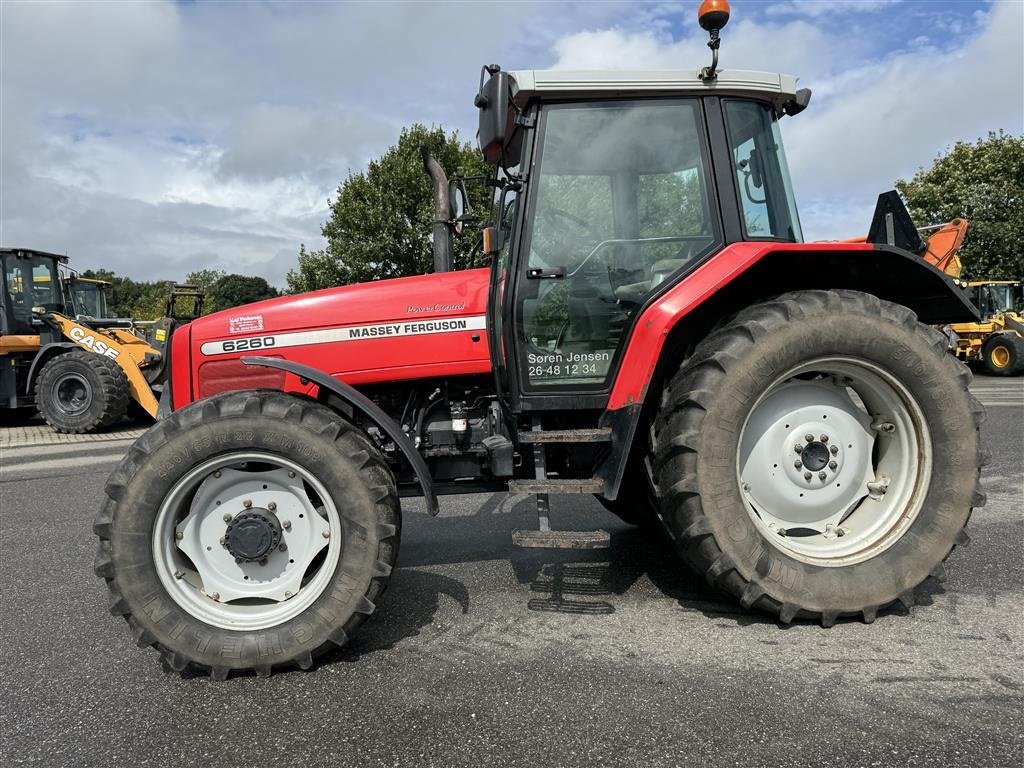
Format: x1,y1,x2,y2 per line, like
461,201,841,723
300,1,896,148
841,218,968,278
917,218,968,278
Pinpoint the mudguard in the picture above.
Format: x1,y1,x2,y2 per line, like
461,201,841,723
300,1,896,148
241,355,439,516
25,342,78,393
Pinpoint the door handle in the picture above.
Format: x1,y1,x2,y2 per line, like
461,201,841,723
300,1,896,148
527,267,565,280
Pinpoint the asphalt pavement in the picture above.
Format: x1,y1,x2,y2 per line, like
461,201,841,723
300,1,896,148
1,375,1021,768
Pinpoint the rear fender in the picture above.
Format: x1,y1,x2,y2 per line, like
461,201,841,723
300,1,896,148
608,241,978,411
598,241,978,500
241,356,439,516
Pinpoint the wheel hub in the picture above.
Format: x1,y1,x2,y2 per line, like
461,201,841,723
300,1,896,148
739,381,875,529
224,509,282,563
800,441,830,472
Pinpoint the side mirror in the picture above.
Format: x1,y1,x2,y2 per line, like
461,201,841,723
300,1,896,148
476,66,511,165
448,179,473,223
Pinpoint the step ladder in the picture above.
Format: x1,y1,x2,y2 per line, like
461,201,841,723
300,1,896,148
510,417,610,549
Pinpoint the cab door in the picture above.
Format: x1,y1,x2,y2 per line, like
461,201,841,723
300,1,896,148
507,98,721,409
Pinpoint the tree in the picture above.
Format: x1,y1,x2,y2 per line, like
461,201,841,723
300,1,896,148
207,274,278,313
287,124,490,292
184,269,227,293
896,131,1023,280
80,269,167,320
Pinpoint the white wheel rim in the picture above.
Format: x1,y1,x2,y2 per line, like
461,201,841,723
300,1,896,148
737,357,931,566
153,452,342,631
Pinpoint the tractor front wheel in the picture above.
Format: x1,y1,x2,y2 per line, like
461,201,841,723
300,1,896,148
94,390,400,678
982,333,1023,376
649,290,985,626
35,349,130,433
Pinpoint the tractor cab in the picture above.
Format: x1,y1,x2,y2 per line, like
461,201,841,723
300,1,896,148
476,65,809,409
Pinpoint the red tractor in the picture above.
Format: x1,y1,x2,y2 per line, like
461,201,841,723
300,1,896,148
95,4,984,678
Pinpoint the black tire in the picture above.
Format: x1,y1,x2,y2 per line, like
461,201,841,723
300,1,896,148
35,349,130,433
94,390,400,678
648,290,985,626
981,333,1023,376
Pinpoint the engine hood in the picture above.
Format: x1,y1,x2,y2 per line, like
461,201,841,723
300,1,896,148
186,268,492,398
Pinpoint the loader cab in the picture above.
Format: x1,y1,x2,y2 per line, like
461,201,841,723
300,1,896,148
477,68,809,411
0,248,68,335
65,277,111,320
968,281,1022,319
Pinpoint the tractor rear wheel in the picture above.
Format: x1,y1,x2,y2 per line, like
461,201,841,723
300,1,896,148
35,349,130,433
648,290,984,626
982,333,1023,376
94,390,400,678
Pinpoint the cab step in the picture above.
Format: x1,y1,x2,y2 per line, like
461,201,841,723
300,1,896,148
512,529,611,549
517,428,612,444
508,478,605,494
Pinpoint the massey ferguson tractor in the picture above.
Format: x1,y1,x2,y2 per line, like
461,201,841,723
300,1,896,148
94,1,985,679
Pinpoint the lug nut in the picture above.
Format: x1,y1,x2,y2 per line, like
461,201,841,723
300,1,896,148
268,502,277,511
322,530,331,539
820,434,829,443
243,499,252,508
279,543,287,551
259,558,267,566
794,444,804,454
804,471,812,481
223,513,232,523
828,461,838,470
794,460,802,469
174,531,183,540
818,471,827,481
830,445,839,455
282,520,291,530
804,434,814,443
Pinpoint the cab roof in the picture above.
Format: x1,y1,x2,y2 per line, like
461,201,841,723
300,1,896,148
0,247,69,264
508,68,801,113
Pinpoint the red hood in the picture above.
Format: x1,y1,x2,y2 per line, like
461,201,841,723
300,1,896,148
182,268,492,403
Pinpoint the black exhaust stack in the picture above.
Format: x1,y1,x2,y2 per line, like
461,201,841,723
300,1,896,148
421,147,453,273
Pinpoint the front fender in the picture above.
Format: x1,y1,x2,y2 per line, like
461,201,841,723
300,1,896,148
25,342,78,393
241,356,439,516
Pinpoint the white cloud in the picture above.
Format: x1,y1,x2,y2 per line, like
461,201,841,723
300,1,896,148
765,0,902,18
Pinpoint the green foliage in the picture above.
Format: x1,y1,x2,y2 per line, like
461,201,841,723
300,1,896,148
896,131,1023,280
80,268,276,319
207,274,278,313
80,269,168,320
287,123,490,293
184,269,227,293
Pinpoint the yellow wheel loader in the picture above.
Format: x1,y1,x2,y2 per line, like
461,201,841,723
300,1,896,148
946,280,1024,375
1,247,200,432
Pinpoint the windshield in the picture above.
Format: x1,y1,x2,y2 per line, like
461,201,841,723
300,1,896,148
724,100,802,241
70,280,108,318
3,255,64,327
517,99,716,389
975,284,1022,316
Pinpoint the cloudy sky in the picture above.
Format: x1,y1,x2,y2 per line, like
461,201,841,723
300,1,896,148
2,0,1021,287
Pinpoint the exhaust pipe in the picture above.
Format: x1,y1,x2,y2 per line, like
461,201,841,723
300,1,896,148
421,147,453,273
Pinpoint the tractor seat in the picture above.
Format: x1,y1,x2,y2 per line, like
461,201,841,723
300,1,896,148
614,258,686,304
